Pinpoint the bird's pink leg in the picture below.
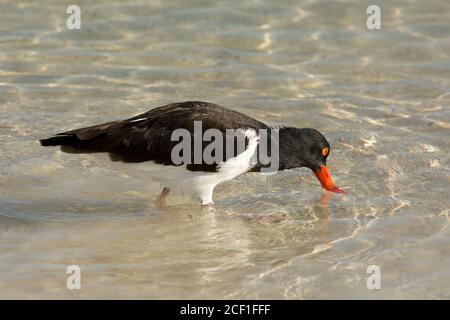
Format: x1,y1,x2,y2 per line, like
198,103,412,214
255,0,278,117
155,187,170,208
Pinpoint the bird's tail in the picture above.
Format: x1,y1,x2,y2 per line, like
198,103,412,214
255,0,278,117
39,134,78,147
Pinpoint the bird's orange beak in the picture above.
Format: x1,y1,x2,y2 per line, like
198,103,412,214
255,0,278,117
314,165,345,193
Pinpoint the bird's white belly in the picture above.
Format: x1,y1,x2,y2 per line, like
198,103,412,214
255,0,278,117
115,162,237,205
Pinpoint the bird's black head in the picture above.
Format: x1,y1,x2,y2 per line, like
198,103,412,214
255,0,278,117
278,127,344,193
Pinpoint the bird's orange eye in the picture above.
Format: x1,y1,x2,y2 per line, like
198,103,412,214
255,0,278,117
322,147,329,157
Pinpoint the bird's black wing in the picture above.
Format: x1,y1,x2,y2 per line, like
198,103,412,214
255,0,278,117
40,101,270,172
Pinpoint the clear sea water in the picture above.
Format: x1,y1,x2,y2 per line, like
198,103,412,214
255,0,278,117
0,0,449,298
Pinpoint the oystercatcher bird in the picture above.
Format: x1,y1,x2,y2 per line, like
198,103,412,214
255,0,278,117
40,101,343,206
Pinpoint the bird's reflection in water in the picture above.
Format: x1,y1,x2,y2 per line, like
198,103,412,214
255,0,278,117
201,204,217,214
317,191,332,224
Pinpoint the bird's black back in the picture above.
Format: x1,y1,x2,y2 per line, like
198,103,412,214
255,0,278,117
40,101,270,172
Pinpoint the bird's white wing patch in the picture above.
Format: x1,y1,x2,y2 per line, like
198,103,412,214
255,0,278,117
128,117,147,123
217,128,260,177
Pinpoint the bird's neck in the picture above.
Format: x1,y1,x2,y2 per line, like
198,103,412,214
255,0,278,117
252,127,305,172
277,127,304,170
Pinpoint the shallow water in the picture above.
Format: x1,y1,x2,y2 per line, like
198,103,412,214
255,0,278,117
0,0,449,299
